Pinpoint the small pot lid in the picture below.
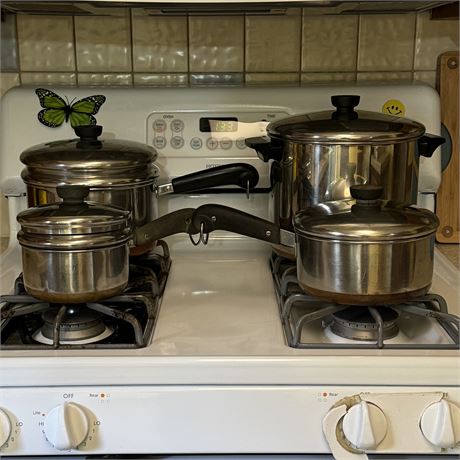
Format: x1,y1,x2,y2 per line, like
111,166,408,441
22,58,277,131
20,125,159,187
17,185,131,236
294,185,439,241
267,95,425,145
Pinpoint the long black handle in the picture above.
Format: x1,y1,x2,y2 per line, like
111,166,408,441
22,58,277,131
171,163,259,194
417,133,445,158
245,136,283,162
134,208,196,246
190,204,281,245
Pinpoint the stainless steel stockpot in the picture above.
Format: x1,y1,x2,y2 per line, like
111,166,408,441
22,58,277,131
20,125,259,231
246,95,444,256
17,186,196,304
189,185,439,306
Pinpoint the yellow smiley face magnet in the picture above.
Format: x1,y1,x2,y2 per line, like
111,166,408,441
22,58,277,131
382,99,406,116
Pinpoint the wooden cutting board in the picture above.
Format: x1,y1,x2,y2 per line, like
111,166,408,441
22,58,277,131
436,51,459,243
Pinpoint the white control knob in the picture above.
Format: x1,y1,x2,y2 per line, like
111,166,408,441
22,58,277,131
420,399,460,448
342,401,388,450
44,403,89,450
0,408,12,448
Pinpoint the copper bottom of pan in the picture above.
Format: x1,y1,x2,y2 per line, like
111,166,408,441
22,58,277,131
299,283,431,306
24,283,128,304
272,244,296,261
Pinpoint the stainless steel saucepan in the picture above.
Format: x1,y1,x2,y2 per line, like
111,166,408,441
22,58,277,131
20,125,259,231
189,185,439,305
17,185,196,304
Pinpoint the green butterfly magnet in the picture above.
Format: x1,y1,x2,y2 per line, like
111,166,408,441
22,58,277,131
35,88,106,128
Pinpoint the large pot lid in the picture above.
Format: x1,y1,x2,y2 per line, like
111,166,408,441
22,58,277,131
20,125,159,187
268,95,425,145
17,185,131,237
294,185,439,241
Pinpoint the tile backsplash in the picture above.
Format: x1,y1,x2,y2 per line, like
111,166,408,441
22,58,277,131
1,9,458,95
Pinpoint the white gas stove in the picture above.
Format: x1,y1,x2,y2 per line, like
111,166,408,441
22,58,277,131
0,85,459,460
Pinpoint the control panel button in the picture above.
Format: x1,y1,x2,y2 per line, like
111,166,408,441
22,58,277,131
206,138,218,150
170,119,184,133
236,138,247,150
220,138,233,150
0,408,12,448
44,403,89,451
171,136,185,149
342,401,387,450
190,137,203,150
152,119,166,132
420,399,460,448
153,136,167,149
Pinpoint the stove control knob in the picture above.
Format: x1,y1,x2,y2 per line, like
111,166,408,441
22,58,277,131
0,408,12,448
44,403,89,450
420,399,460,448
342,401,387,450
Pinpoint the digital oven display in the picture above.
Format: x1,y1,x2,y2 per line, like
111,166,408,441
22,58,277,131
199,117,239,133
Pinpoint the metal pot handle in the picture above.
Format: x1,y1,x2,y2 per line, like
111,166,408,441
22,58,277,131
134,208,197,246
190,204,295,248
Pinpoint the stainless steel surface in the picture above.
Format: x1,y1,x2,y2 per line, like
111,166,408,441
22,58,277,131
20,243,129,303
17,201,131,237
156,183,174,196
21,131,159,229
268,110,425,144
274,141,422,231
24,183,157,231
296,233,436,305
294,197,439,241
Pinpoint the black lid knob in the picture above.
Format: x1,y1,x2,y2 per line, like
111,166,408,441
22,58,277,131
74,125,103,141
331,95,360,121
350,184,383,201
56,185,90,204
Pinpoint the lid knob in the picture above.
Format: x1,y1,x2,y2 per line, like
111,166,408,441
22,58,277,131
56,185,90,205
350,184,383,201
331,95,360,121
74,125,103,141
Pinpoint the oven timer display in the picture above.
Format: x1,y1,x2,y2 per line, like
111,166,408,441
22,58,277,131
199,117,238,133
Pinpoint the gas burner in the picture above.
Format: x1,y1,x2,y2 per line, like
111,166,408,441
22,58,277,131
32,305,113,345
329,306,399,342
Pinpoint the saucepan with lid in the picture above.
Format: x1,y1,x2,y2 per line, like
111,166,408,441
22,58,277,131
189,185,439,305
20,125,259,231
245,95,444,259
17,185,197,303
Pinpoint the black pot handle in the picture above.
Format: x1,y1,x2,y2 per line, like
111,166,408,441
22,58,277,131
190,204,282,245
245,136,283,162
134,208,196,246
417,133,446,158
169,163,259,194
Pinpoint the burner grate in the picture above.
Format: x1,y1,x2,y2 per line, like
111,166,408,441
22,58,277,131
0,241,171,350
270,253,460,350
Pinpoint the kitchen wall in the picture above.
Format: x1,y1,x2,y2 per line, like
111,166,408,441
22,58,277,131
0,8,459,238
1,9,459,94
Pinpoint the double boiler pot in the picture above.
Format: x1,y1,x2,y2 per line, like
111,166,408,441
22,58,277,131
246,95,445,232
20,125,259,230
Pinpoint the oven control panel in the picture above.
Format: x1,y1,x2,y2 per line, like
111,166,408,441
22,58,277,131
1,386,459,456
147,110,289,187
147,110,287,156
